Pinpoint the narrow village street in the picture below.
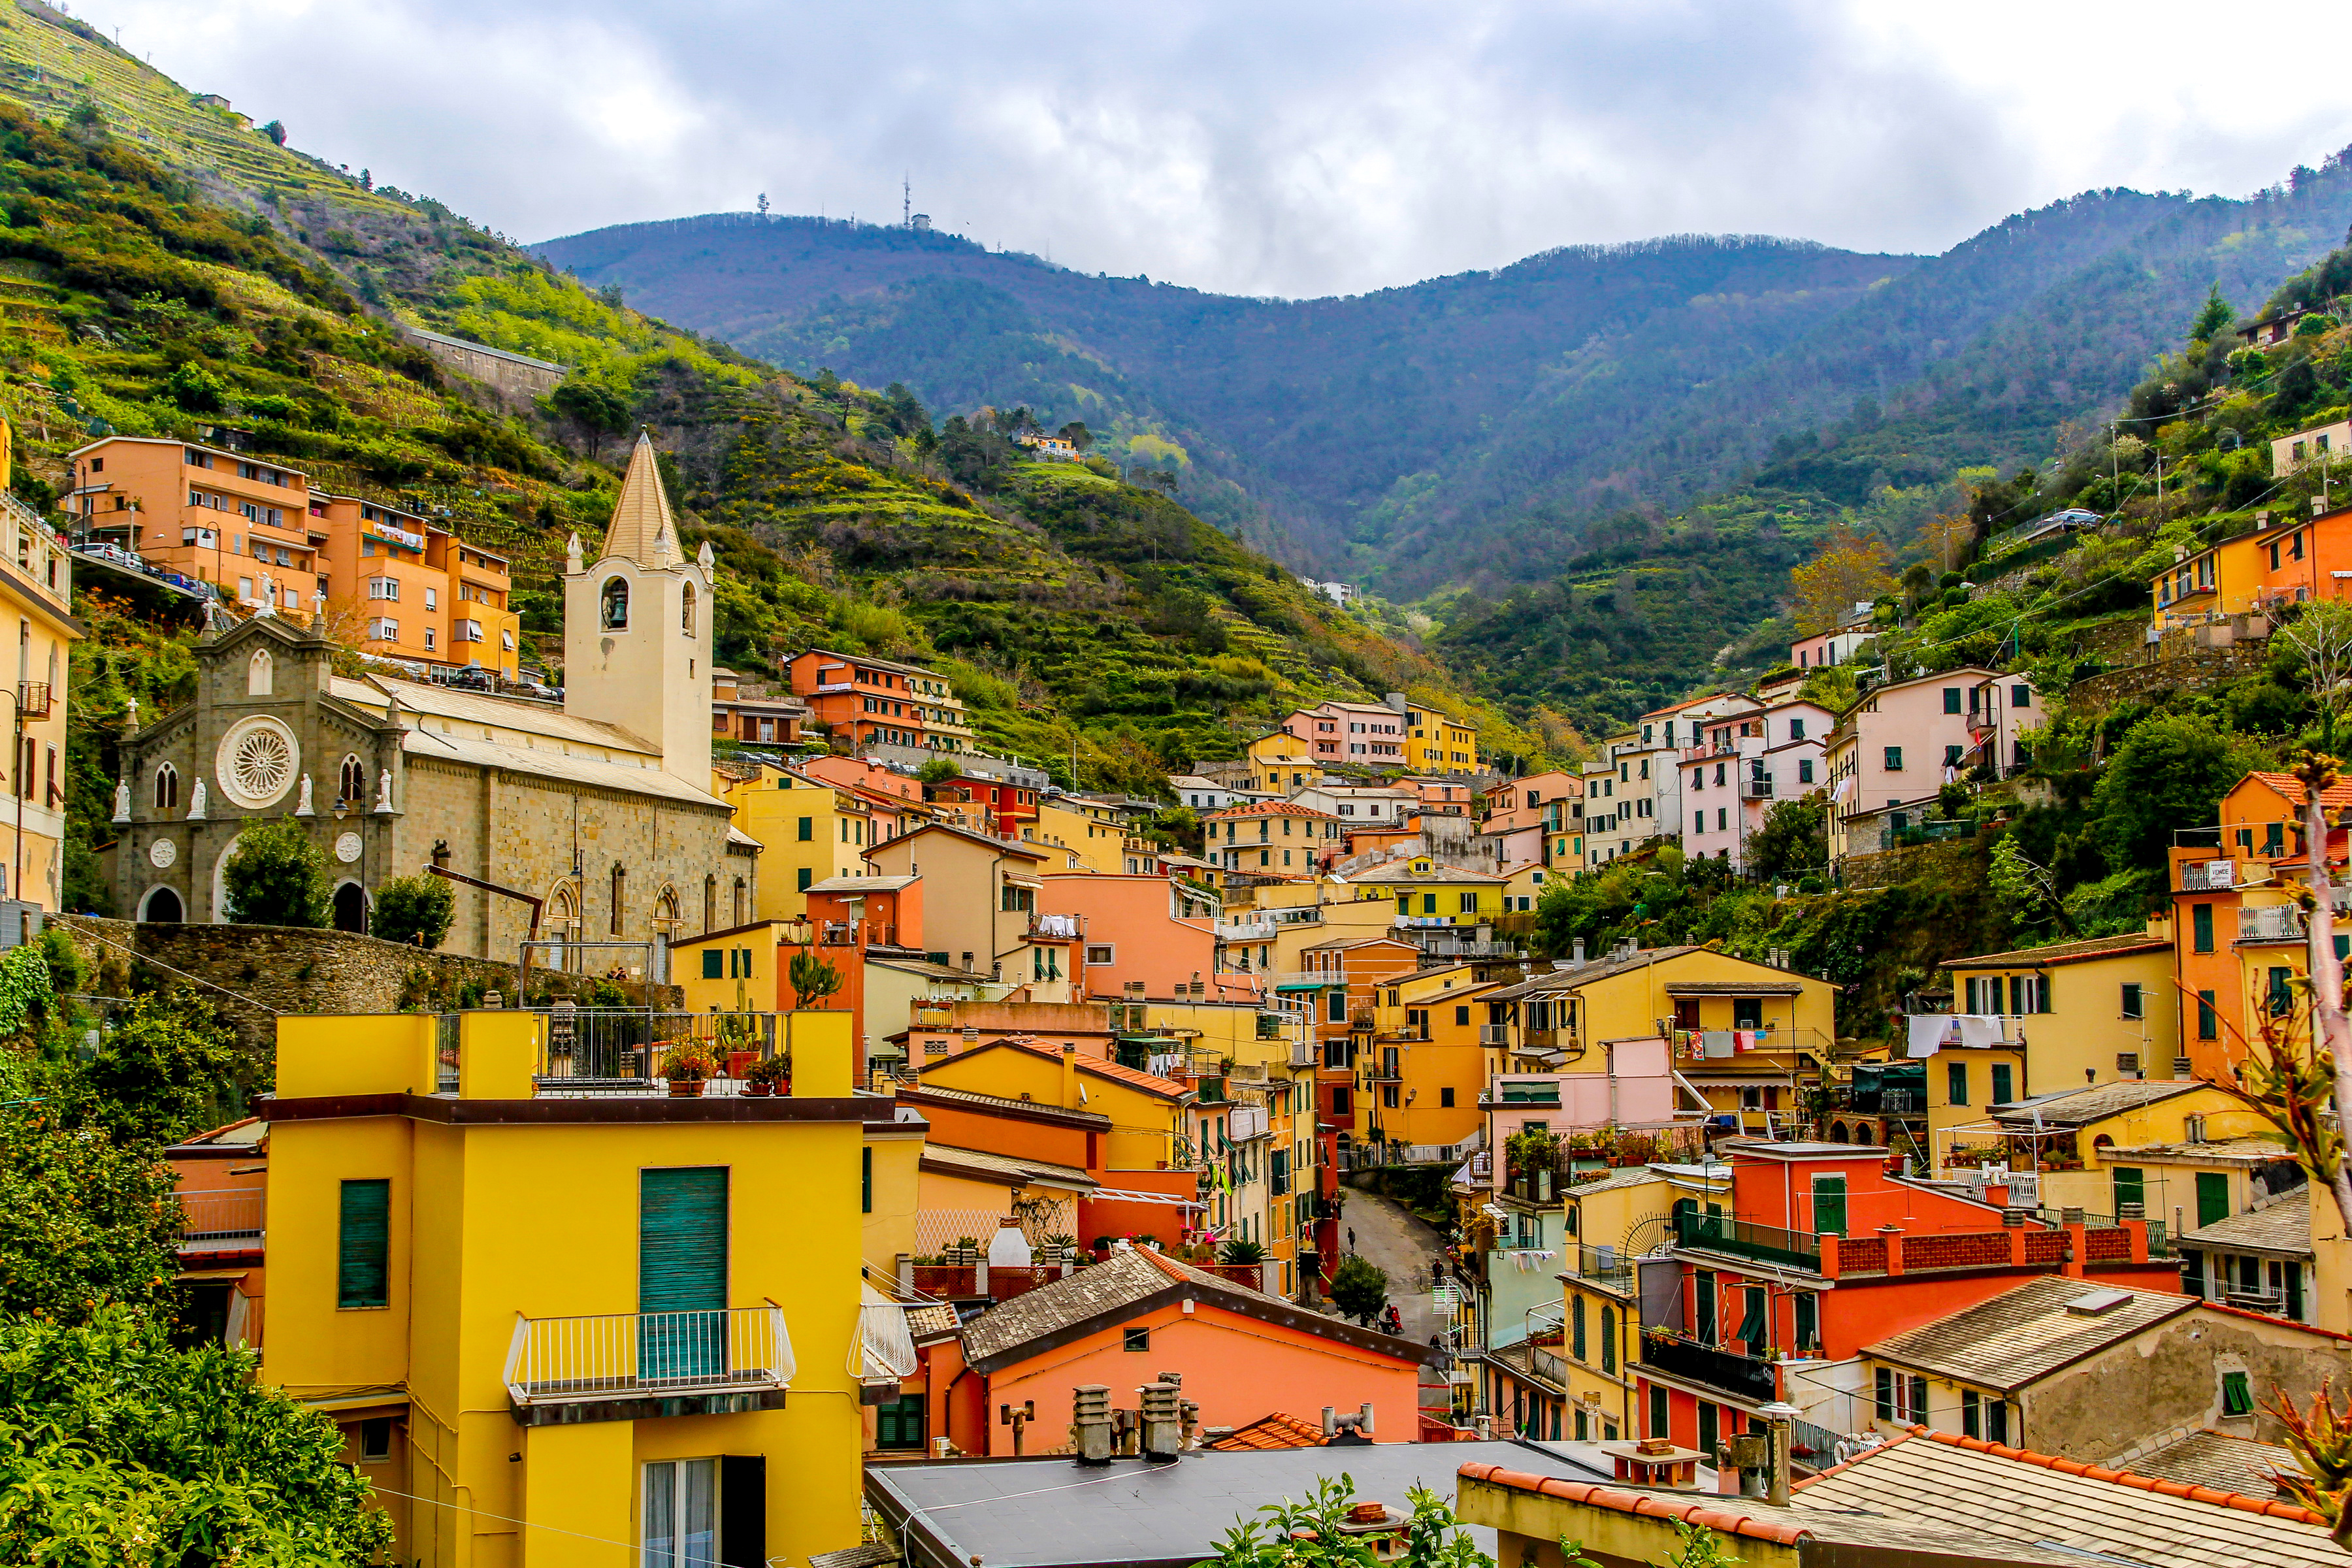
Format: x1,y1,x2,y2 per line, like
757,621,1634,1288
1335,1178,1450,1345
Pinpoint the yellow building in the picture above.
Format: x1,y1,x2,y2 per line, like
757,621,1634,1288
672,919,792,1013
1367,964,1500,1149
1346,855,1509,926
1246,728,1316,794
1486,945,1837,1134
0,455,75,909
919,1036,1189,1171
1024,797,1126,874
1942,1077,2265,1218
1498,860,1552,916
717,764,875,917
1403,702,1480,776
260,1007,872,1568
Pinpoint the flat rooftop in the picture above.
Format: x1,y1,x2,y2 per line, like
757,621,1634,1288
866,1439,1614,1568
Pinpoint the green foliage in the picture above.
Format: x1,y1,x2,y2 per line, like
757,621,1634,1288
220,820,333,928
2091,715,2272,879
371,872,455,949
1217,1238,1266,1265
1328,1252,1388,1327
0,943,53,1037
789,947,844,1010
1656,1518,1744,1568
1195,1474,1492,1568
1746,792,1828,882
0,1052,180,1322
77,992,245,1147
0,1307,396,1563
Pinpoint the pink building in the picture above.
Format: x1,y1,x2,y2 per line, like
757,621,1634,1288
1039,872,1219,1001
1826,668,2044,858
1481,1036,1684,1192
1681,699,1833,870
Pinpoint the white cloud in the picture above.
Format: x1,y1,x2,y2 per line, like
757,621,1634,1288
86,0,2352,297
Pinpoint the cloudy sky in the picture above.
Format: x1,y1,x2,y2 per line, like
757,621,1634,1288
89,0,2352,299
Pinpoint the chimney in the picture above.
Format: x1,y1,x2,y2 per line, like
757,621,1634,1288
1571,939,1586,964
1060,1041,1079,1111
1139,1381,1184,1460
1072,1384,1113,1465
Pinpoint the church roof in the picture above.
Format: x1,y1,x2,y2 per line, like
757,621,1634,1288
398,727,729,810
335,676,657,757
601,432,683,568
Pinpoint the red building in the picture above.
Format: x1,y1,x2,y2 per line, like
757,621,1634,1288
1635,1141,2181,1465
781,647,971,753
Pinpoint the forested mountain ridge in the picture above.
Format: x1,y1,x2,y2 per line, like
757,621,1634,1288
0,8,1556,923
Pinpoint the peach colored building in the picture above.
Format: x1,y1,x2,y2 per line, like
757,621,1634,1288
65,436,519,675
1039,872,1218,1002
927,1247,1428,1455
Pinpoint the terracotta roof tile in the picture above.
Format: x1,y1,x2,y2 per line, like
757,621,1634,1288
1205,1413,1326,1451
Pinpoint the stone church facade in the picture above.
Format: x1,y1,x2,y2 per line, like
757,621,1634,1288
109,435,758,972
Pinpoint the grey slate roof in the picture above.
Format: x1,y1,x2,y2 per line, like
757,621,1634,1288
1861,1277,2197,1392
1792,1429,2338,1567
2125,1429,2306,1496
1989,1079,2200,1127
2180,1198,2314,1258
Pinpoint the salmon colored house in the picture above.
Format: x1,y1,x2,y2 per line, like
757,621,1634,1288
780,647,973,754
1039,873,1218,1002
924,1247,1429,1456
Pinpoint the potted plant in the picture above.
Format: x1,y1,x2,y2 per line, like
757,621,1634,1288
1043,1231,1077,1266
659,1043,718,1096
742,1051,791,1097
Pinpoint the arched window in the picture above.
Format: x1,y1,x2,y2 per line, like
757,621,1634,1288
248,648,274,695
732,877,747,926
600,576,629,630
338,754,366,804
681,582,696,636
610,864,626,936
154,762,179,811
703,874,717,932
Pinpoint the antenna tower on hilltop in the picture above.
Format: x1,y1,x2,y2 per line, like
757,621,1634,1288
903,174,911,230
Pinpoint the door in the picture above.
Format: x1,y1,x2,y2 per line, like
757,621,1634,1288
641,1167,728,1382
2112,1168,2144,1215
2195,1172,2230,1230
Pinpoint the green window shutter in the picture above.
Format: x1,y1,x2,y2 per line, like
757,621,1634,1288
2287,1261,2306,1320
796,867,813,892
337,1179,391,1309
1601,1306,1616,1373
796,816,813,841
1571,1294,1586,1360
862,1147,873,1215
1648,1382,1669,1439
1697,1399,1718,1456
1812,1175,1847,1237
2197,1171,2230,1229
641,1167,728,1313
2193,904,2213,953
2038,973,2052,1013
2221,1371,2253,1416
1991,1064,2014,1104
1794,1292,1818,1354
1961,1389,1980,1438
1737,1286,1767,1347
1946,1062,1968,1106
1910,1375,1928,1421
702,949,724,980
2196,990,2217,1039
1874,1366,1894,1420
2112,1168,2145,1212
1694,1270,1717,1345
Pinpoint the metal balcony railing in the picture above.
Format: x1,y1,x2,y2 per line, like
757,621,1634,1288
1640,1333,1778,1403
1290,1040,1318,1068
534,1009,789,1089
174,1188,265,1243
1479,1024,1511,1046
2236,906,2302,942
16,681,49,720
1674,1211,1821,1271
1743,779,1772,799
504,1305,793,1407
1568,1244,1634,1291
2180,859,2237,891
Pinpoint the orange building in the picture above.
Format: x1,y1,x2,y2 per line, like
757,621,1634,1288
164,1116,270,1350
710,666,808,745
2169,770,2352,1081
780,647,972,753
65,436,519,674
1039,872,1219,1002
925,1247,1428,1456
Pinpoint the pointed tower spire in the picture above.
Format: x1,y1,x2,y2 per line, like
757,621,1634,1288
602,429,683,568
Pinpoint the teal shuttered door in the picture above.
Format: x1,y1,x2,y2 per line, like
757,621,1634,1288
641,1167,728,1382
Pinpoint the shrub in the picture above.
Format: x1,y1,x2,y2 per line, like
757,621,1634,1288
372,872,454,949
1328,1252,1388,1326
220,819,331,927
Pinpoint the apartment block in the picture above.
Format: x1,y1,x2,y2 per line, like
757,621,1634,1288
781,647,971,754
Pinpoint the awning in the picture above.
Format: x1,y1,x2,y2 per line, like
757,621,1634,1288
1274,979,1329,992
1090,1188,1209,1208
1663,981,1805,996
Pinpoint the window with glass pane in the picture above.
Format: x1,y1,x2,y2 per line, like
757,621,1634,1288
644,1458,717,1567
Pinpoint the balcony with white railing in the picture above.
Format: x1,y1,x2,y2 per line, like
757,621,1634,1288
2236,906,2304,943
2179,858,2238,891
174,1188,265,1252
503,1304,794,1421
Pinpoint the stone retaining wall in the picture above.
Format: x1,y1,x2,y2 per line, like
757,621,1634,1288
56,915,680,1056
2068,645,2271,713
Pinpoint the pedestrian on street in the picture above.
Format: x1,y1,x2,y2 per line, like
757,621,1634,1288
1348,1226,1356,1251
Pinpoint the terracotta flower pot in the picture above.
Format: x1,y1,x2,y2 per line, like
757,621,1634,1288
744,1081,775,1098
667,1079,706,1098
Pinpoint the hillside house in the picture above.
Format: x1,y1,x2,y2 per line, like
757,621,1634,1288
1680,698,1832,870
1825,666,2044,860
781,647,973,755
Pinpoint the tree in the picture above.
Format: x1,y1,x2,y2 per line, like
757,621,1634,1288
1058,419,1093,452
1787,525,1895,636
0,1308,395,1563
78,993,244,1148
917,757,960,786
789,947,843,1010
220,819,332,928
1746,792,1827,882
372,872,455,949
0,1050,180,1322
1988,834,2079,938
1328,1252,1388,1327
259,118,287,146
1217,1237,1266,1265
548,380,631,462
2090,715,2269,878
2192,282,2235,343
2279,599,2352,751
